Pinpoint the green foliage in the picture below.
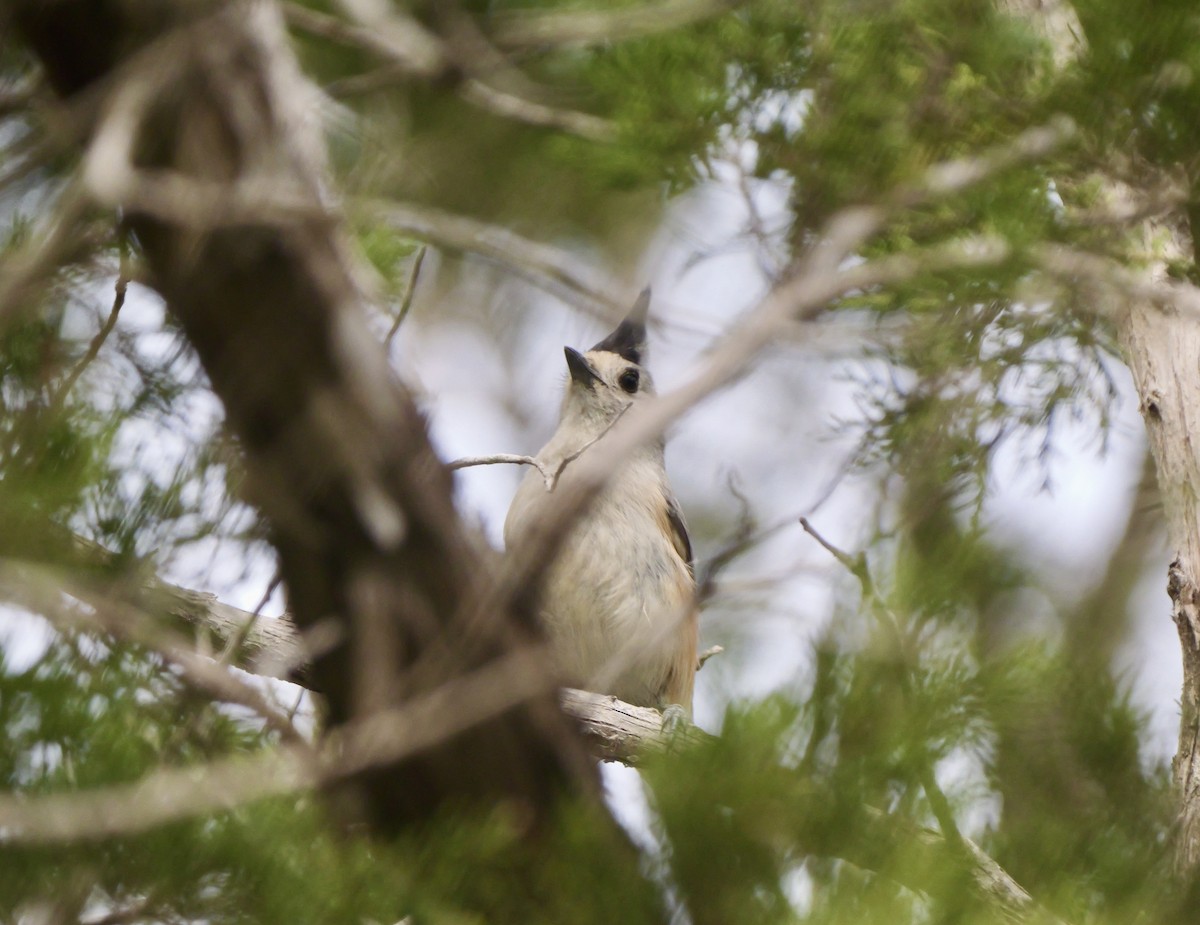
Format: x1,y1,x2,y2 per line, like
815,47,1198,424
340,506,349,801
0,303,117,564
1068,0,1200,167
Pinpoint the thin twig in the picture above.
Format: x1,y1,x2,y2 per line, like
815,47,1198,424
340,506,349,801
384,245,426,348
449,404,630,491
449,452,554,485
799,516,868,583
295,2,443,78
696,469,861,600
217,572,281,667
798,516,967,854
695,477,764,600
460,81,615,142
490,0,741,50
1033,242,1200,318
50,259,128,408
290,3,615,140
545,402,632,490
365,199,623,318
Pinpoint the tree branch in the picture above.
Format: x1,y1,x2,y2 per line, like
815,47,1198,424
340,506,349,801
0,643,557,845
1033,243,1200,318
366,199,624,318
285,3,615,141
383,244,426,348
49,256,127,408
489,0,742,51
1001,0,1200,875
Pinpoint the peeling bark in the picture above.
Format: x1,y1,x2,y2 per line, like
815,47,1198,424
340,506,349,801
998,0,1200,875
1120,302,1200,870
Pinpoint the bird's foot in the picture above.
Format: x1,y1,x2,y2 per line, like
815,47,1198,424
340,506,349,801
659,703,690,746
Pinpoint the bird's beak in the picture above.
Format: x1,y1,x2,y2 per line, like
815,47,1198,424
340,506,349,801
564,347,600,388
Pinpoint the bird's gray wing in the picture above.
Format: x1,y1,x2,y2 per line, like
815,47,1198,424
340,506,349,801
665,494,693,573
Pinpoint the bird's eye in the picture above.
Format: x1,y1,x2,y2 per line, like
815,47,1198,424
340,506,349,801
618,369,640,394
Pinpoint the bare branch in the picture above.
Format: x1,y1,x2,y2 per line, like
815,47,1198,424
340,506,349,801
562,688,707,762
885,808,1063,923
459,80,615,142
50,258,127,407
1033,242,1200,318
285,2,442,78
287,3,615,140
449,443,624,494
0,562,303,743
449,453,553,486
383,245,426,348
365,200,623,318
799,516,867,581
696,644,723,668
159,584,309,681
490,0,741,51
217,573,280,669
449,453,542,471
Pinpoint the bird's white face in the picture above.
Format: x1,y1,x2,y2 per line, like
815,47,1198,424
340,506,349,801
561,346,656,427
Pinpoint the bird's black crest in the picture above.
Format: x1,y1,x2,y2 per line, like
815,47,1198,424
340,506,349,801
591,288,650,365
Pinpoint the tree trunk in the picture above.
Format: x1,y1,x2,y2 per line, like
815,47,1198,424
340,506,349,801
1120,301,1200,871
995,0,1200,875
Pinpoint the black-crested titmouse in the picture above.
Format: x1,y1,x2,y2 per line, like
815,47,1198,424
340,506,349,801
504,290,698,717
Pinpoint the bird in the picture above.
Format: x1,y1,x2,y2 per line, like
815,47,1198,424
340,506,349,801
504,289,698,717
